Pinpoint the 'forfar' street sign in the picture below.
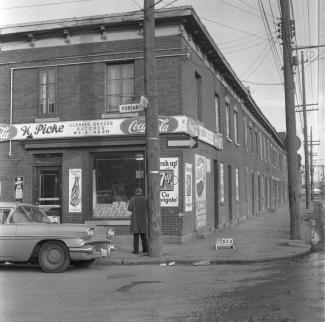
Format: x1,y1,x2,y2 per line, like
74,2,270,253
119,103,144,113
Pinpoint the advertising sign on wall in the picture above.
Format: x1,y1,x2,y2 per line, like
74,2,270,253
160,157,179,207
69,169,82,213
195,154,207,229
184,163,193,212
15,176,23,202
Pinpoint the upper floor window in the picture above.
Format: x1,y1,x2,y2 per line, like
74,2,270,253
106,63,134,112
226,102,230,138
249,126,253,152
243,117,247,149
255,131,258,155
234,110,238,144
195,72,202,121
215,94,220,132
39,69,56,115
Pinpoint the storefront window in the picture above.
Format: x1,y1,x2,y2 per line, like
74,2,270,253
92,152,145,218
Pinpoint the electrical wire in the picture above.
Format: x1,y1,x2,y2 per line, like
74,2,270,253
200,16,268,41
217,0,273,22
257,0,283,85
0,0,94,10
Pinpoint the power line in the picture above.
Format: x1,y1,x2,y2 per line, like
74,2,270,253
0,0,93,10
200,16,268,40
223,41,266,54
257,0,283,84
217,0,272,22
217,30,266,45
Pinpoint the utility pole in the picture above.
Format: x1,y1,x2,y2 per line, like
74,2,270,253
310,127,314,201
301,51,310,209
144,0,163,256
280,0,300,239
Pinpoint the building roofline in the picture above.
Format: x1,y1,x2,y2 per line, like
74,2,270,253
0,5,284,148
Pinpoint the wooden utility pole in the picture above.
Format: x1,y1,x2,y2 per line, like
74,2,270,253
301,51,310,208
144,0,163,256
280,0,300,239
310,127,314,201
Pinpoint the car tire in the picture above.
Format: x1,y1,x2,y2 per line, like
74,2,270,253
39,241,70,273
71,259,95,268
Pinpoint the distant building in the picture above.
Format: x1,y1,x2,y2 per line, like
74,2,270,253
0,6,288,243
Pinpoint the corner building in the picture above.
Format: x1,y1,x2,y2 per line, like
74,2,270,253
0,6,288,243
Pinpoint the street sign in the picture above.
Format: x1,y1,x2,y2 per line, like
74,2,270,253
119,103,144,113
167,137,198,148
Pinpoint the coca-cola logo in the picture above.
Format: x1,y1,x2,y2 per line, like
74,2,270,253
120,117,178,135
0,124,18,142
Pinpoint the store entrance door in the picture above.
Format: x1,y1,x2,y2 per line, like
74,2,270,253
35,167,61,223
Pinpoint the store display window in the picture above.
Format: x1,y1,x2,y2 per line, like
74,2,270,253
92,152,145,218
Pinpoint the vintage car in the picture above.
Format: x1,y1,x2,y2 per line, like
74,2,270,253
0,202,114,273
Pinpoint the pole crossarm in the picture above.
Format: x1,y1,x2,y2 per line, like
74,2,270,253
295,44,325,49
295,103,318,107
295,108,319,112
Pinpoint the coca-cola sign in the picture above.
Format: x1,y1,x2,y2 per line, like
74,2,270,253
0,124,18,142
120,117,179,135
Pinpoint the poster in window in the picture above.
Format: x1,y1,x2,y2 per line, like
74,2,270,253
69,169,82,212
15,177,23,202
160,157,178,207
185,163,192,212
195,154,206,228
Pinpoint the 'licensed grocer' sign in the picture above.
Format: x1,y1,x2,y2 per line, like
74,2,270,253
160,158,179,207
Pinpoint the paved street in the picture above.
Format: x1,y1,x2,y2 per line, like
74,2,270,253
1,251,324,322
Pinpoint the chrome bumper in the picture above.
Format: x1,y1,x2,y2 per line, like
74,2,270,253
69,242,116,261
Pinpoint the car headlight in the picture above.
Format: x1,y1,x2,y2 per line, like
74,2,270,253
107,228,114,239
86,227,94,239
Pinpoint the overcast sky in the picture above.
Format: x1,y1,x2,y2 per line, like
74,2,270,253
0,0,323,165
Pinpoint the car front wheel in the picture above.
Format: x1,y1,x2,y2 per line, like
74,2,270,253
39,241,70,273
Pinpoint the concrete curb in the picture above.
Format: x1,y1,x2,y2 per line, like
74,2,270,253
95,245,312,266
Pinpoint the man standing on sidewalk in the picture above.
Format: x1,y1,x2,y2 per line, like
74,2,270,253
128,187,149,254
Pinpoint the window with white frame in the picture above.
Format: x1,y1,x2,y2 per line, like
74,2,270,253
243,117,247,148
220,162,225,203
249,126,253,152
215,94,220,132
106,63,134,112
226,102,230,138
39,69,56,115
196,72,202,121
260,132,263,160
234,110,238,144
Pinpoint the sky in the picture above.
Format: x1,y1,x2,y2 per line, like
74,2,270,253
0,0,324,168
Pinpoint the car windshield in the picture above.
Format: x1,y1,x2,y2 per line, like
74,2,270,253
0,209,11,224
9,206,52,224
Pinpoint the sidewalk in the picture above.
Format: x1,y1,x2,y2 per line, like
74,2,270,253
96,204,313,266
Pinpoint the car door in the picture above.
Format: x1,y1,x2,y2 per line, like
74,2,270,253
0,208,16,261
9,206,39,262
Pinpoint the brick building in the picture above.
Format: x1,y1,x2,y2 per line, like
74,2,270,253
0,6,288,243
